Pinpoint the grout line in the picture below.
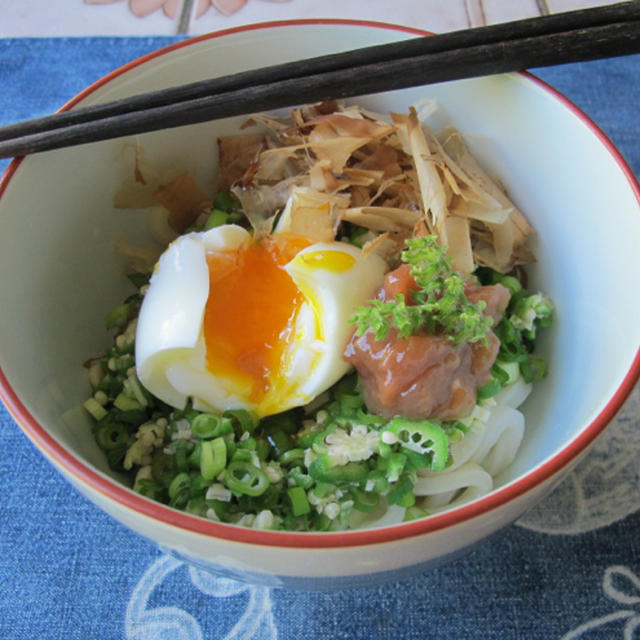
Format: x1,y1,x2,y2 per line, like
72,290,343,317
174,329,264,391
536,0,551,16
464,0,487,28
177,0,195,34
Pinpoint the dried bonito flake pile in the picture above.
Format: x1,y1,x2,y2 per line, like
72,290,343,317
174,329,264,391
215,100,535,273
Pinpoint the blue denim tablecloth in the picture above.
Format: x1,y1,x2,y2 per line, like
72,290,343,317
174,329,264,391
1,37,640,640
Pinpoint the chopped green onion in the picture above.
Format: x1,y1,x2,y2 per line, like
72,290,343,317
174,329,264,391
254,438,270,461
127,272,150,289
151,451,177,487
224,461,269,497
265,428,294,458
171,440,191,471
386,475,415,506
205,209,229,229
187,442,201,469
223,409,258,435
96,374,122,398
118,409,148,426
287,486,311,516
168,472,191,501
477,378,503,401
491,364,510,387
191,413,233,439
312,482,336,498
520,357,549,383
213,189,240,212
350,488,380,513
313,513,333,531
288,467,313,489
404,505,429,521
237,436,257,451
190,475,211,496
495,360,520,386
113,354,135,373
350,226,371,248
384,452,407,483
185,496,207,517
403,449,434,473
135,479,163,500
113,392,142,412
125,374,149,407
206,499,231,521
397,490,416,508
84,398,107,421
259,409,300,434
365,470,388,494
279,448,305,465
200,437,227,481
95,422,129,450
231,449,254,464
308,457,369,484
105,303,130,331
495,274,522,296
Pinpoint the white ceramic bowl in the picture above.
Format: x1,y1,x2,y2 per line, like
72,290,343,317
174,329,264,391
1,20,640,590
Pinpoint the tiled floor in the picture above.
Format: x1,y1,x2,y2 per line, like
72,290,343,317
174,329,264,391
0,0,621,37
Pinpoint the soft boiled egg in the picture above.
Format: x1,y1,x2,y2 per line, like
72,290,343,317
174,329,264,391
135,224,386,417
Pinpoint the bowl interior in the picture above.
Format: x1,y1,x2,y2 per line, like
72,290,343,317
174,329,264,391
1,23,640,519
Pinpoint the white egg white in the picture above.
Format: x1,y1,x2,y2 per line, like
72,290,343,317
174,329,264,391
282,243,386,406
135,224,386,417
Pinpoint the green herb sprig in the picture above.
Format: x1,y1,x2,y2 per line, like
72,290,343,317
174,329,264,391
350,235,492,345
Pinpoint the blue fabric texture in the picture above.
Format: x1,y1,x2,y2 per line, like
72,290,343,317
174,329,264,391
1,37,640,639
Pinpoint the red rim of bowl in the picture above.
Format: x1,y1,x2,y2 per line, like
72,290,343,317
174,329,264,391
1,19,640,550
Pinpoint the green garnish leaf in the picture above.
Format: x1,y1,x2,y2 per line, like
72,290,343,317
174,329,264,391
351,235,492,345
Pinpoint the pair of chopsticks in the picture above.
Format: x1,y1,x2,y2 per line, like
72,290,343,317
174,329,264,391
0,1,639,159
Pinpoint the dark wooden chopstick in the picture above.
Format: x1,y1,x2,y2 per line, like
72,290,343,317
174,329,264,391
0,2,639,159
0,0,637,146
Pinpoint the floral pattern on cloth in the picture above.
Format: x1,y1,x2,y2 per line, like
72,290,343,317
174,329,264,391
126,554,277,640
517,383,640,535
561,566,640,639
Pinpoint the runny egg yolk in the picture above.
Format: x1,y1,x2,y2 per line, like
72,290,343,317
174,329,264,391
203,235,311,403
296,249,356,273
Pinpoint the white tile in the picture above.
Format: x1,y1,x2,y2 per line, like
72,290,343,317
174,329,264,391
0,0,621,37
482,0,541,24
547,0,618,11
464,0,487,27
186,0,472,36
